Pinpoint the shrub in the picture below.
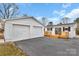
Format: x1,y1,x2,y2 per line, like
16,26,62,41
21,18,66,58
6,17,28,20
76,28,79,35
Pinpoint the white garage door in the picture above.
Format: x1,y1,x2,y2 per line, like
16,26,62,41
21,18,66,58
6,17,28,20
33,26,43,38
12,24,30,40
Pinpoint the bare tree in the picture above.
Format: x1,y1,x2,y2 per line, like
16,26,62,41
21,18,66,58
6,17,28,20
42,17,48,32
0,3,19,19
61,17,70,24
0,3,19,43
42,17,48,26
74,18,79,23
0,3,19,30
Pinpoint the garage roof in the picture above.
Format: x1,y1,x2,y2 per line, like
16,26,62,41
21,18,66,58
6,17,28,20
4,16,44,26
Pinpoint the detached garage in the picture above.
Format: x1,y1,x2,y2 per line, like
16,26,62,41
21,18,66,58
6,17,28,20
4,16,44,41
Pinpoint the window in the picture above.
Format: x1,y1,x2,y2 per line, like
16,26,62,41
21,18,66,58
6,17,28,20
47,28,52,31
63,27,65,31
63,27,71,32
68,27,71,31
47,28,49,31
50,28,52,31
55,28,61,35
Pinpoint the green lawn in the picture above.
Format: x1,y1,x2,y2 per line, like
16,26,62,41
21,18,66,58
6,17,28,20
0,42,26,56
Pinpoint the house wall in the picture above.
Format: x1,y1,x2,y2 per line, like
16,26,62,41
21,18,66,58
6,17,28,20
52,26,62,35
68,24,77,38
53,24,77,38
4,23,13,40
4,18,44,41
45,23,77,38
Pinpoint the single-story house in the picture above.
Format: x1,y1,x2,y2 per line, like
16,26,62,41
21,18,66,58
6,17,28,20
4,16,44,41
45,23,79,38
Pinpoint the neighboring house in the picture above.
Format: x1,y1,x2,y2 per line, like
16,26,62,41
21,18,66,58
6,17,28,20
4,16,44,41
45,23,79,38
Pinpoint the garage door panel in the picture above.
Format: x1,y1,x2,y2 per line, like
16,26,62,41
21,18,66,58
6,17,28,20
33,26,43,37
13,25,30,40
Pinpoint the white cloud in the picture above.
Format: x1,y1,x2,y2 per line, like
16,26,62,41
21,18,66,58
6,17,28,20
65,8,79,19
35,16,42,23
35,16,49,25
35,16,60,25
35,16,42,20
53,8,79,22
36,8,79,25
62,3,71,8
53,9,66,17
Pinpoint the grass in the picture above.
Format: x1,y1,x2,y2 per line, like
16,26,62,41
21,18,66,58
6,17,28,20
0,42,27,56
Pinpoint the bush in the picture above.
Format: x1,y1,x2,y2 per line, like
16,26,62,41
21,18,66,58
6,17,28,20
76,28,79,35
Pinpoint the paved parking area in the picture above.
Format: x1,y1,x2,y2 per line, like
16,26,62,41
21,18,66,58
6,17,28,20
15,37,79,56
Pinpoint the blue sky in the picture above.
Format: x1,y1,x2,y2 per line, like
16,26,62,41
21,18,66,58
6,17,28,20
17,3,79,24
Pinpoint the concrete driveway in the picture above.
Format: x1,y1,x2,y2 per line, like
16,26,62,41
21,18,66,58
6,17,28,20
15,37,79,56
